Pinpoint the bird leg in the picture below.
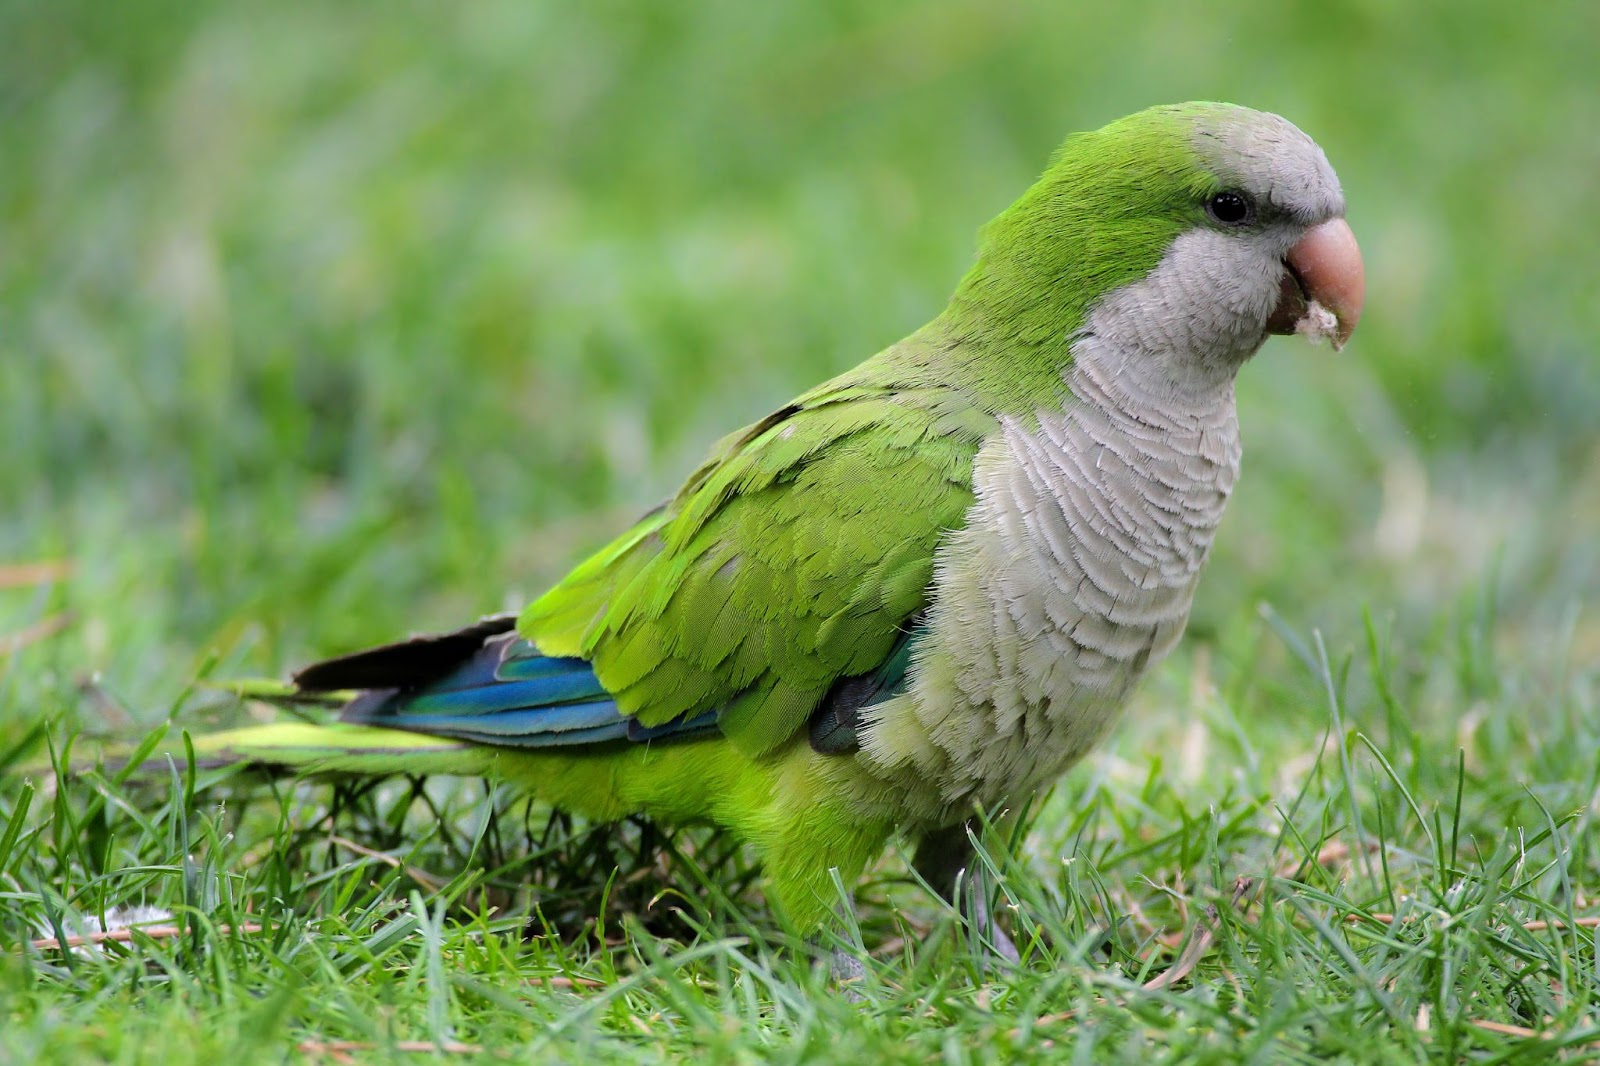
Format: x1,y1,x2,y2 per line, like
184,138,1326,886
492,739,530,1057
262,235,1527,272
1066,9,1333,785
816,897,868,998
912,821,1021,965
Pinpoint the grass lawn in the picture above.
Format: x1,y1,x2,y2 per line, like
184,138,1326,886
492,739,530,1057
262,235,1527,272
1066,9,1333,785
4,1,1599,1060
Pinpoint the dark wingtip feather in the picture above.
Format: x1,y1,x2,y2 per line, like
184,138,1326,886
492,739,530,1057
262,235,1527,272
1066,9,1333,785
293,615,517,692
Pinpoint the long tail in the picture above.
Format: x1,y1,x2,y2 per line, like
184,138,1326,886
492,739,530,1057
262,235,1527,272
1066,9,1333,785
16,614,714,784
161,613,634,778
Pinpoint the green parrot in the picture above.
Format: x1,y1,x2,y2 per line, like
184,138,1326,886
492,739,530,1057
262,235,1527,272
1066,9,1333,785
168,102,1364,948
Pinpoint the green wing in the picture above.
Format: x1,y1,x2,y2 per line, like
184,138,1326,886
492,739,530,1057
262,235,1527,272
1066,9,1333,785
519,347,994,757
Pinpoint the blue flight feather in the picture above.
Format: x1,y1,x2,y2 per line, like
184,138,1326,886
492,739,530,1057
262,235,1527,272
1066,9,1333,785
495,652,594,682
401,676,611,716
627,711,720,742
400,720,634,748
388,699,623,734
341,636,714,749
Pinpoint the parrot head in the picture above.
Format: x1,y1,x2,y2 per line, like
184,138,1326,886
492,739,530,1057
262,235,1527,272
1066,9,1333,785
948,102,1364,379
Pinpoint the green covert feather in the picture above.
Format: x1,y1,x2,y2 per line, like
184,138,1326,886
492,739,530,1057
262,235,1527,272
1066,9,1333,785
521,349,991,755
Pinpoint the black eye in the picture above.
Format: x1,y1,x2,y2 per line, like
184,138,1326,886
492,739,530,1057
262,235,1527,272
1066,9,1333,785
1206,190,1254,226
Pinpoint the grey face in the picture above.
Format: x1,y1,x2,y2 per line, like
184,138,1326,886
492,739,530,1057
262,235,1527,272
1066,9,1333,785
1087,107,1357,392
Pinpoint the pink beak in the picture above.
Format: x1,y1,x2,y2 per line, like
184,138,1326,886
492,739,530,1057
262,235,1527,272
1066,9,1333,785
1266,217,1365,350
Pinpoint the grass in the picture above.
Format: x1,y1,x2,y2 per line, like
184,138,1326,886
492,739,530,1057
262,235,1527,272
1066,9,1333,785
4,0,1599,1060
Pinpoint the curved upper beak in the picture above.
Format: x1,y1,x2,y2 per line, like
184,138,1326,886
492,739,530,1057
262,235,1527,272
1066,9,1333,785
1265,217,1365,350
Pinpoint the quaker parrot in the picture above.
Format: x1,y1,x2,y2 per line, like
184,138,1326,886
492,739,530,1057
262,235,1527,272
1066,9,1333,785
173,102,1363,944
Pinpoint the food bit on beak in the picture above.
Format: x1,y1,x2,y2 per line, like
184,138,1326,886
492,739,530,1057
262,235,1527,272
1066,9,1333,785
1266,217,1365,350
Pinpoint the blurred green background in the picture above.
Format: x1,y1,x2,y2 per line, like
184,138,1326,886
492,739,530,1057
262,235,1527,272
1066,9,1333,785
3,0,1597,733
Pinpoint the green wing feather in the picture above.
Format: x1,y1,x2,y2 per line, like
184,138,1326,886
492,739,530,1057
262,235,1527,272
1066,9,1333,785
520,336,996,758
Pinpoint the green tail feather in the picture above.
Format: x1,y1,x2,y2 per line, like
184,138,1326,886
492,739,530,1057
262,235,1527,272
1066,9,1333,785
7,721,496,782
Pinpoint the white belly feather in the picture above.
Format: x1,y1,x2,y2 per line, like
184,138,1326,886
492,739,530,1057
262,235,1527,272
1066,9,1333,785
858,333,1242,815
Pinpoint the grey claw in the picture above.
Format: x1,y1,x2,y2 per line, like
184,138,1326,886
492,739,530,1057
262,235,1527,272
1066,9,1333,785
830,946,868,1000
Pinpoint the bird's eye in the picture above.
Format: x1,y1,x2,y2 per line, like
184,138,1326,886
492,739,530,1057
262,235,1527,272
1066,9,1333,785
1205,190,1254,227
